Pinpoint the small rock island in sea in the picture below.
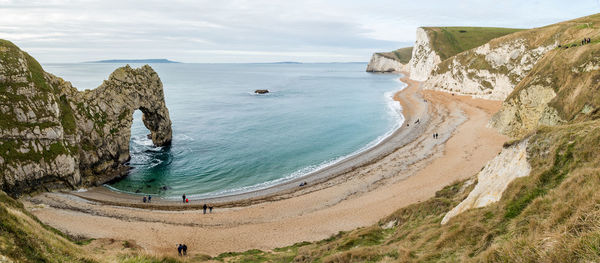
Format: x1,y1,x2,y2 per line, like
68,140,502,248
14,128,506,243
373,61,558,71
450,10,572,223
255,89,269,94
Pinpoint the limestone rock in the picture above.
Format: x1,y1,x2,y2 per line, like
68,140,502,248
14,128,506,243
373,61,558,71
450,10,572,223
423,39,556,100
441,140,531,224
409,28,441,81
0,39,172,196
366,53,409,72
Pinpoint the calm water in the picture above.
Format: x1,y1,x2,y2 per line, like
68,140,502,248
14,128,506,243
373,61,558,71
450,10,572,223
43,63,405,199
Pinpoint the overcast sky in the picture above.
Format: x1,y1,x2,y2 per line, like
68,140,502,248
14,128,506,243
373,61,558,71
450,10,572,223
0,0,598,63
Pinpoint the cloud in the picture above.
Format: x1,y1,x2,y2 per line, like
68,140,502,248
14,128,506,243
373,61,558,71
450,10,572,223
0,0,598,63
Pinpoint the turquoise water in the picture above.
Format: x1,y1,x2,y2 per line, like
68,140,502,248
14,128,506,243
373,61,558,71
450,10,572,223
43,63,405,199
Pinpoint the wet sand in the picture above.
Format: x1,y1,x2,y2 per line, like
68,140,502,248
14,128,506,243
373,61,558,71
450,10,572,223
25,73,507,257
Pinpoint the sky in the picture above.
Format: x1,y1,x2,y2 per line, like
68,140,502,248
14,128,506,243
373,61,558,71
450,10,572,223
0,0,599,63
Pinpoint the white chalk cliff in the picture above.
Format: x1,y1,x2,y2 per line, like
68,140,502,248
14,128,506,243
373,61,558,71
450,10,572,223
409,28,441,81
441,140,531,224
423,39,556,100
366,53,409,72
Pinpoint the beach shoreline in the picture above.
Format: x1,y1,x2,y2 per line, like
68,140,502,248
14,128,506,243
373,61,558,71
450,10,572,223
66,72,426,209
25,73,508,256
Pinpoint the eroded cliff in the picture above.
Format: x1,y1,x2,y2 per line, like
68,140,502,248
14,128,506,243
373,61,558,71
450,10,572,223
0,40,172,196
366,53,409,72
409,28,441,81
366,47,412,73
422,15,600,101
491,41,600,137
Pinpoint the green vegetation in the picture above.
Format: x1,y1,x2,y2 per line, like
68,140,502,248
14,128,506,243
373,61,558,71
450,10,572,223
0,191,94,262
377,47,413,64
423,27,523,60
58,95,78,135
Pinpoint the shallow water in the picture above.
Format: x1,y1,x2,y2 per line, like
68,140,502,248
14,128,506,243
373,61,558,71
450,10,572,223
43,63,405,199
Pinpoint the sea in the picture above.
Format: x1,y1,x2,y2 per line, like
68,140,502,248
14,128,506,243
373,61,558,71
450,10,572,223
42,62,406,200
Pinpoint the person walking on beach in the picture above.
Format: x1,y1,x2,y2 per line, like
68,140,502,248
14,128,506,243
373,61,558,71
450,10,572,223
148,195,152,203
177,244,183,256
203,204,208,214
209,206,213,213
182,244,188,255
182,194,186,203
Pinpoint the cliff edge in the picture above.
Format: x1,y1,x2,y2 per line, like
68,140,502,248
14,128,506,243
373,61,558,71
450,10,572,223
366,47,412,72
0,39,172,197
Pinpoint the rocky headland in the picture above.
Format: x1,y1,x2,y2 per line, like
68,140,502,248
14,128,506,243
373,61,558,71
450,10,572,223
366,47,412,72
0,39,172,197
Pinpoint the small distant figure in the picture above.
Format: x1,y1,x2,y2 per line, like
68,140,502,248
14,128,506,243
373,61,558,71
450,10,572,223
182,194,186,203
407,123,409,127
299,181,308,187
433,133,435,139
177,244,183,256
588,38,592,43
435,133,438,139
182,244,188,256
186,198,189,203
148,195,152,203
203,204,208,214
209,206,213,213
143,196,147,203
414,119,420,124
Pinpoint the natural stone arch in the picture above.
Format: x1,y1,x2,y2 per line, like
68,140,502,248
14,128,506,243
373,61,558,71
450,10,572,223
0,39,173,196
72,65,173,184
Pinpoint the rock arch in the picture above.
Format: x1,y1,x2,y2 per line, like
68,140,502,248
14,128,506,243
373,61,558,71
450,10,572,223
72,65,173,184
0,39,173,195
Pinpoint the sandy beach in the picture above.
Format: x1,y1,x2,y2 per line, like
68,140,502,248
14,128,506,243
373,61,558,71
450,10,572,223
24,73,507,257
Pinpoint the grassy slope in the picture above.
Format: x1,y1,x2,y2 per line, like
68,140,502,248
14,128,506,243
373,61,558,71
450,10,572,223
423,27,523,61
0,191,93,262
434,14,600,85
508,40,600,122
376,47,413,64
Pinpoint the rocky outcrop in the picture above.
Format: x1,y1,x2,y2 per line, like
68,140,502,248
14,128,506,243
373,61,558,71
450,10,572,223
0,39,172,196
423,39,556,100
441,139,531,224
491,43,600,137
409,28,441,81
489,83,561,137
255,89,269,94
366,53,409,72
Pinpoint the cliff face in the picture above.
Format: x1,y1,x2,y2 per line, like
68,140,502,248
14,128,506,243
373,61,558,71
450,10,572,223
0,40,172,196
409,28,441,81
491,43,600,137
408,27,521,82
423,38,556,100
366,53,409,72
441,139,530,224
420,15,600,101
366,47,412,73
